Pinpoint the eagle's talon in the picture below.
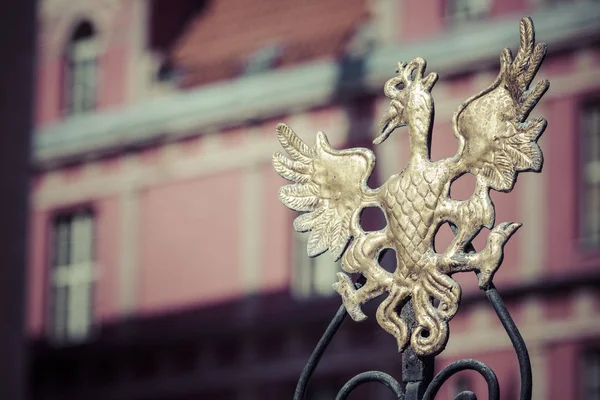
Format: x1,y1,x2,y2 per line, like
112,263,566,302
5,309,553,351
487,222,522,255
494,222,522,238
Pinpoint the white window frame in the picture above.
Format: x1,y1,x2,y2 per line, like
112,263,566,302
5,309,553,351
291,232,339,298
66,35,98,115
49,211,96,344
580,101,600,248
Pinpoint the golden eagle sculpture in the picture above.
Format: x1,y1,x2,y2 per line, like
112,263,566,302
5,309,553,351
273,17,549,356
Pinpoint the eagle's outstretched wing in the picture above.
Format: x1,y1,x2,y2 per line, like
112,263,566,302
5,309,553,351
273,123,377,261
452,17,549,192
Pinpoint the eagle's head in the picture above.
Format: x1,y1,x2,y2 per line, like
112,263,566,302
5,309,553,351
374,58,438,145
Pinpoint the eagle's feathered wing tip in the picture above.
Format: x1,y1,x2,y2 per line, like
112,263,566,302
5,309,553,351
452,17,549,193
273,123,378,263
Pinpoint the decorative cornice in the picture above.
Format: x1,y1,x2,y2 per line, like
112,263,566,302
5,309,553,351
34,2,600,170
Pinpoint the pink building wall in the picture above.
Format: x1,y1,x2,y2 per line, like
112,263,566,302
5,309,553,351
545,77,600,275
490,0,528,18
261,163,293,292
548,341,579,400
27,209,50,335
400,0,444,41
95,196,121,322
27,54,598,317
25,1,600,398
35,55,63,125
98,44,129,110
138,170,244,314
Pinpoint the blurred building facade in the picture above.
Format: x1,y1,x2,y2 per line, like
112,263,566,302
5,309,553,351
28,0,600,399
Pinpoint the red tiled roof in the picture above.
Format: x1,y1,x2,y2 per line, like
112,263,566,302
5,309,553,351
171,0,369,88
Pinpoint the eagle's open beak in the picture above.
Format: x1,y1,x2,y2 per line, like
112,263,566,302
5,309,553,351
374,106,405,145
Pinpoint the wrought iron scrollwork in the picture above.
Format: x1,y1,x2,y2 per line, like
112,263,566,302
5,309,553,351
336,371,405,400
293,280,532,400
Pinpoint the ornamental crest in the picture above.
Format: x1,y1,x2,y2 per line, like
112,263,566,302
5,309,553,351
273,18,549,356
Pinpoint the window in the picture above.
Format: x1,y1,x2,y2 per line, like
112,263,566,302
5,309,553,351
64,21,97,115
292,232,339,298
583,349,600,400
49,210,95,343
581,102,600,247
446,0,491,23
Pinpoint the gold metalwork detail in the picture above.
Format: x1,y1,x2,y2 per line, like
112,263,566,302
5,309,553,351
273,18,549,356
